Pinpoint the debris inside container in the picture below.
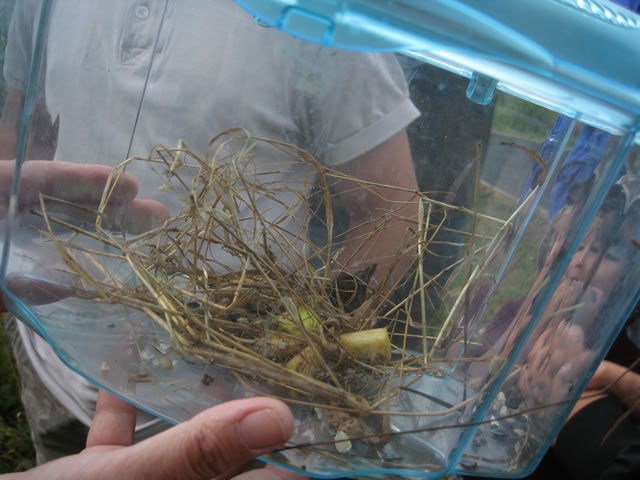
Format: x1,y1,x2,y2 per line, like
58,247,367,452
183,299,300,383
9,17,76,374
32,128,537,458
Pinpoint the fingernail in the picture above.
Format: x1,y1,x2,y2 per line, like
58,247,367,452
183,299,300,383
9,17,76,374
237,408,288,451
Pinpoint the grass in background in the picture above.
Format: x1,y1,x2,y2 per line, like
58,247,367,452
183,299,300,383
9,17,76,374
0,315,35,473
492,92,558,142
1,1,35,472
478,184,547,323
435,182,547,325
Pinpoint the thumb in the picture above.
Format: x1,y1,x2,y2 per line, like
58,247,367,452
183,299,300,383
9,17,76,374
94,397,293,480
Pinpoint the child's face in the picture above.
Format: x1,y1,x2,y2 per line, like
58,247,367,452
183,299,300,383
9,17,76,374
565,234,626,301
535,217,627,332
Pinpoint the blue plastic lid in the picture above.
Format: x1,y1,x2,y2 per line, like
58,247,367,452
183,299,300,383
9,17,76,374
235,0,640,134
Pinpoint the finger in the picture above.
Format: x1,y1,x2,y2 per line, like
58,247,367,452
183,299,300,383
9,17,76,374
93,397,294,480
9,161,170,231
39,163,138,205
27,196,169,234
0,161,139,219
527,329,551,362
123,199,170,234
85,389,137,450
528,345,549,373
264,463,308,480
234,464,308,480
1,160,171,233
24,161,138,204
4,274,76,306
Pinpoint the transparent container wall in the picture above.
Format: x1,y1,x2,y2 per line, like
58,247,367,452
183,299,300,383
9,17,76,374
446,109,640,476
2,1,640,478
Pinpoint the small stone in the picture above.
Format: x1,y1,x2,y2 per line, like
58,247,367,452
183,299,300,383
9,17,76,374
100,361,111,373
334,430,352,453
489,356,505,376
467,377,483,391
490,415,499,428
152,341,172,354
140,350,155,361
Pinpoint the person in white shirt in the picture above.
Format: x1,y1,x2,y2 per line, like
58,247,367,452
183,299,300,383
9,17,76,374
0,0,420,467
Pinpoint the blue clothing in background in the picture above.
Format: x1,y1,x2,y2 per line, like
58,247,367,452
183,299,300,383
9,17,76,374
615,0,640,11
520,0,640,220
521,117,610,220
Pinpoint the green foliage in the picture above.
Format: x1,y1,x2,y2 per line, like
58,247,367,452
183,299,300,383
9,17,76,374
492,92,558,142
0,2,32,470
0,316,35,473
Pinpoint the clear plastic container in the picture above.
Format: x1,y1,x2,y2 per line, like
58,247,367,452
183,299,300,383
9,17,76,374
1,0,639,477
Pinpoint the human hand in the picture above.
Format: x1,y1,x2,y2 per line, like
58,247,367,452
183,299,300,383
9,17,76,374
519,321,594,417
3,389,306,480
586,360,640,415
0,160,170,311
561,360,640,429
0,160,169,231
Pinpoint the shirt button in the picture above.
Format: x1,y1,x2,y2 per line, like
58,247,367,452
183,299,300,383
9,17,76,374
135,4,150,19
